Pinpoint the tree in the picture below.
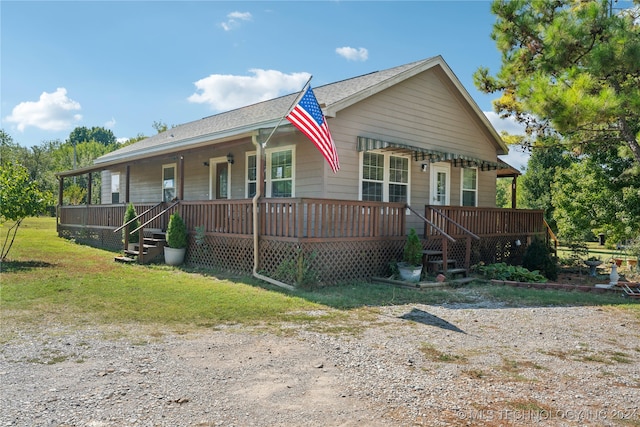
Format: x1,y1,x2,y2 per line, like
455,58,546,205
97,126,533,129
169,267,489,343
0,163,53,260
475,0,640,164
519,142,575,230
68,126,117,148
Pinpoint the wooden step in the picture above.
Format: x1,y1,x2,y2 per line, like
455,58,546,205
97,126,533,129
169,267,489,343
428,259,456,267
114,255,136,263
440,268,468,278
422,250,443,257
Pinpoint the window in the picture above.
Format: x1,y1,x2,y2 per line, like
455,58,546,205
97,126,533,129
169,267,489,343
162,163,176,202
111,173,120,204
461,167,478,206
360,152,410,202
246,146,295,198
247,154,257,198
389,156,408,203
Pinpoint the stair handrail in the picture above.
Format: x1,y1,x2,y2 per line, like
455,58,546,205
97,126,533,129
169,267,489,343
406,205,456,242
428,207,481,241
131,200,180,234
543,219,559,250
113,202,164,233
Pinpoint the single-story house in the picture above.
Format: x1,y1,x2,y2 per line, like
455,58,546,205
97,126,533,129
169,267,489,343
57,55,545,285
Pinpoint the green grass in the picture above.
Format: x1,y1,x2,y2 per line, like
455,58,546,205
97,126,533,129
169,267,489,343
1,217,638,334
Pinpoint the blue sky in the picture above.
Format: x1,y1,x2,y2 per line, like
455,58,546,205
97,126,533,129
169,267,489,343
2,1,531,168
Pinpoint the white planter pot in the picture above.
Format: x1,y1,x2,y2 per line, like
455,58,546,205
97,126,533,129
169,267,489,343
164,247,186,266
398,262,423,283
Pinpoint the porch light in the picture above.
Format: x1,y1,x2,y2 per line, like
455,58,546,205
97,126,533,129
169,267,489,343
421,163,428,172
227,153,234,164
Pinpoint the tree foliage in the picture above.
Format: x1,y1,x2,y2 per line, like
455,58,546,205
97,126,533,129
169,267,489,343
0,162,53,260
68,126,118,148
475,0,640,164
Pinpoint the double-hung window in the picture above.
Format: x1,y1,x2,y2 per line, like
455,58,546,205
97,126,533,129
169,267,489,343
162,163,176,202
246,146,295,198
461,167,478,206
360,152,410,202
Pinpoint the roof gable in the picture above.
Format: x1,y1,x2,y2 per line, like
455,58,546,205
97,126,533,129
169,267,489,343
96,56,506,165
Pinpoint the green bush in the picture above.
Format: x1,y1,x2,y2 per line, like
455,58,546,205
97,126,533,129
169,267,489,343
122,203,141,244
522,238,558,280
403,228,423,266
166,212,188,249
477,262,547,283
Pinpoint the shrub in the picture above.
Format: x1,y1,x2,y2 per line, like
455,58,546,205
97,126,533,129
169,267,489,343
522,238,558,280
403,228,423,266
166,212,188,249
477,262,547,283
122,203,141,244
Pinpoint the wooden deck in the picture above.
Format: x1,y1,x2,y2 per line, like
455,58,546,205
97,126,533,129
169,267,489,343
57,199,545,283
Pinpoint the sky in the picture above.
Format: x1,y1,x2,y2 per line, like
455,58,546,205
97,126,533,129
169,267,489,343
1,0,531,169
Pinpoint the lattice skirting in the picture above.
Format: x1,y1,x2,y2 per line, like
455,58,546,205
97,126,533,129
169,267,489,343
58,225,541,285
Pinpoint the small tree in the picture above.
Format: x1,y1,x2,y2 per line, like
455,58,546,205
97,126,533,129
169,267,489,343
0,162,52,260
122,203,140,245
166,212,187,249
403,228,423,267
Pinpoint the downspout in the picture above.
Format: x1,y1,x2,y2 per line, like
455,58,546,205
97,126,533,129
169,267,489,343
251,135,296,291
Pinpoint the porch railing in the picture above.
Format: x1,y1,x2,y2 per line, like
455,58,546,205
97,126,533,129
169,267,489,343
59,198,407,241
425,206,545,238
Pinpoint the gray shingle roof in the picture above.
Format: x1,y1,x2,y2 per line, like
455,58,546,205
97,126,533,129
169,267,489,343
95,57,439,164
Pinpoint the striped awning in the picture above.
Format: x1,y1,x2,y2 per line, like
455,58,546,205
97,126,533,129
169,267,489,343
357,136,509,171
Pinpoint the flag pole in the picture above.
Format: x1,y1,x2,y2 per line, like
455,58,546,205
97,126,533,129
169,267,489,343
260,75,313,148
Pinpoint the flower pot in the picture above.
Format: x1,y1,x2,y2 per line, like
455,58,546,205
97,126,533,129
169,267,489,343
164,246,186,266
397,262,423,283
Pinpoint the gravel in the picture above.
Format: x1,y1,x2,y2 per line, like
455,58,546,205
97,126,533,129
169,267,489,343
1,304,639,426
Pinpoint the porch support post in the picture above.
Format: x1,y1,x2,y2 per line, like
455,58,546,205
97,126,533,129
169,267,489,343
511,176,517,209
58,176,64,206
178,155,184,200
125,165,130,203
87,172,92,205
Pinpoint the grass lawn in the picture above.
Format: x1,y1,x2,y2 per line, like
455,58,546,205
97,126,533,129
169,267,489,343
1,217,638,334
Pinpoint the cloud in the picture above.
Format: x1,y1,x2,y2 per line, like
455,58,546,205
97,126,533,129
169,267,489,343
188,69,311,111
336,46,369,62
104,118,116,128
484,111,526,135
5,88,82,132
220,11,252,31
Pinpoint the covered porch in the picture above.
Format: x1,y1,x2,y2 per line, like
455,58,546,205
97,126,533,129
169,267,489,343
57,199,546,284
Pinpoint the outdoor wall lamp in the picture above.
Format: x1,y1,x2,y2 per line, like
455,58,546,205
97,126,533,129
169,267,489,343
203,161,209,167
227,153,234,164
421,163,428,172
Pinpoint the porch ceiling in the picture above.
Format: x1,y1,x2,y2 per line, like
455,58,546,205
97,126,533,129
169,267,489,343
357,136,511,171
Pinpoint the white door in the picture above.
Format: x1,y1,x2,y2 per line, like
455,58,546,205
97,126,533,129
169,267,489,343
430,163,450,205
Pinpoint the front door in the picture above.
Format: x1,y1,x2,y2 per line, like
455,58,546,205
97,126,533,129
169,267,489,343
209,157,230,200
430,163,450,205
215,162,228,199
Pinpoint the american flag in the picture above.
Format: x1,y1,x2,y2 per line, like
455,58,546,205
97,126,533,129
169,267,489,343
286,86,340,173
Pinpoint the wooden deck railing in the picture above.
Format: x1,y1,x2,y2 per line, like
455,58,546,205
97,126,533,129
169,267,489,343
59,198,407,240
425,206,545,237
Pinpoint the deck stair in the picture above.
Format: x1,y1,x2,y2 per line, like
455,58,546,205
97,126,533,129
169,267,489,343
115,232,166,264
422,249,468,278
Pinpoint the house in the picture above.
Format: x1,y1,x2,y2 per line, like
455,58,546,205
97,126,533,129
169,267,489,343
56,56,545,285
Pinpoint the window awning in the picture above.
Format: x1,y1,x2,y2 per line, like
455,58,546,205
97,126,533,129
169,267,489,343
357,136,510,171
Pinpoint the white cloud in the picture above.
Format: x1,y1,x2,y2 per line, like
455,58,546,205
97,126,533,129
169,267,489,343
484,111,526,135
220,11,252,31
336,46,369,62
5,88,82,132
188,69,311,111
104,117,116,128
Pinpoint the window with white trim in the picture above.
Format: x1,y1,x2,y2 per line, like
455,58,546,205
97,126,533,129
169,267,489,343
246,146,295,198
162,163,176,202
111,172,120,204
360,152,410,202
461,167,478,206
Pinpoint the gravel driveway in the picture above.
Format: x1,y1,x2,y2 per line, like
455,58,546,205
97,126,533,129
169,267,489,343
1,303,639,426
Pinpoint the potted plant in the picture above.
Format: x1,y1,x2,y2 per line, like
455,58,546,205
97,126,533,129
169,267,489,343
397,228,423,282
164,212,188,266
123,203,141,251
